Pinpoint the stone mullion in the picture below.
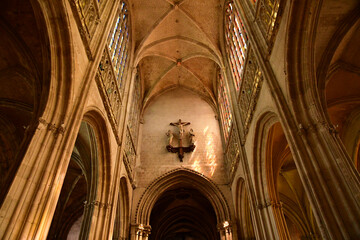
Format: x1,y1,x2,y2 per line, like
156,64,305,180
108,16,120,48
114,31,127,75
116,33,129,83
227,32,243,89
113,18,128,72
225,18,241,81
229,23,246,69
118,52,130,97
228,45,242,91
109,15,123,60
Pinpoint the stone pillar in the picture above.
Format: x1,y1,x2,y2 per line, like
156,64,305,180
255,198,280,239
0,118,76,239
271,201,290,240
131,224,151,240
218,221,233,240
291,121,360,238
86,200,112,239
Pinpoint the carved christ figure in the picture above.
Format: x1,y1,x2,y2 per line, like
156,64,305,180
170,119,190,139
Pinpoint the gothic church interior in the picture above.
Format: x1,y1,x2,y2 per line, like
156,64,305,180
0,0,359,239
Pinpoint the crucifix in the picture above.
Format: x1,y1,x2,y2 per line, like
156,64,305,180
166,119,196,162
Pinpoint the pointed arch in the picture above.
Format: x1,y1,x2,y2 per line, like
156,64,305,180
82,109,112,238
113,177,130,239
253,111,281,239
235,177,255,239
135,168,231,226
83,109,112,209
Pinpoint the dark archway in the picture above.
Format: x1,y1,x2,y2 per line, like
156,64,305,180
149,187,219,240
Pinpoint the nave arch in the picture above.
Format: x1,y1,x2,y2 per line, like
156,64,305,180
0,0,52,206
0,0,76,238
253,112,318,239
134,168,232,240
47,109,112,239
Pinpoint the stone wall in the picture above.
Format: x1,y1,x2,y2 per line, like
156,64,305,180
136,88,227,187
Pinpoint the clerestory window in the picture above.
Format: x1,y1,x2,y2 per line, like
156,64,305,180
108,1,130,90
224,1,249,93
218,72,233,142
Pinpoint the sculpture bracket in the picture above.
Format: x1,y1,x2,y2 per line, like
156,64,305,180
166,119,196,162
166,144,195,162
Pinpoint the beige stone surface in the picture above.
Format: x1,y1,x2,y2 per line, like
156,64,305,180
137,88,227,187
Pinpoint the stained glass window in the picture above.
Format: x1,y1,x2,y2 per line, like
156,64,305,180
218,73,233,142
108,1,129,90
225,1,248,92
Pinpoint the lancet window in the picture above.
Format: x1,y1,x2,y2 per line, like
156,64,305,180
108,1,130,90
218,73,233,142
225,1,249,93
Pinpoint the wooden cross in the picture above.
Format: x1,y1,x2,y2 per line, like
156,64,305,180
166,119,195,162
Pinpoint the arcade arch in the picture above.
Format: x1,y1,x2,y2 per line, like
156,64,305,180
134,168,232,239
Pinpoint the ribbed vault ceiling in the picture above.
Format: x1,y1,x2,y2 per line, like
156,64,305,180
132,0,223,110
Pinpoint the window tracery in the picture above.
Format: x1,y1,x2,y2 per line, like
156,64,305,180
95,0,131,145
225,1,249,93
108,1,130,91
217,72,233,142
69,0,102,59
224,2,264,138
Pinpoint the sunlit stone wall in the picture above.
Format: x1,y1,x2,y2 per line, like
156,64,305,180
136,88,226,187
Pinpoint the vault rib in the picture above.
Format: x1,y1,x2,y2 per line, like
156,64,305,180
134,5,174,60
136,36,220,65
178,6,221,59
180,64,216,103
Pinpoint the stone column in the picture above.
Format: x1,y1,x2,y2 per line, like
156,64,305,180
290,121,360,238
0,118,76,239
271,201,290,240
255,198,281,239
218,221,233,240
86,200,112,239
132,224,151,240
